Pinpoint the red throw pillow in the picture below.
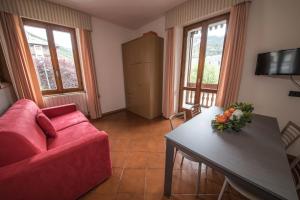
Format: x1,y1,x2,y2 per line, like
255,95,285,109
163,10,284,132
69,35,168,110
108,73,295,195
36,110,57,137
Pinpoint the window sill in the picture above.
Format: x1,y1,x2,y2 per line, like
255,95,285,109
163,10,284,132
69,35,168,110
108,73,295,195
43,91,86,97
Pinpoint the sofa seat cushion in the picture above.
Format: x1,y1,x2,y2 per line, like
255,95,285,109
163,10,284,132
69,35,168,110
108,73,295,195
50,111,88,131
47,122,101,149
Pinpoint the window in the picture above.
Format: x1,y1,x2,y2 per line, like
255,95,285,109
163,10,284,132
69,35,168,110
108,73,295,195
179,14,228,110
23,19,83,95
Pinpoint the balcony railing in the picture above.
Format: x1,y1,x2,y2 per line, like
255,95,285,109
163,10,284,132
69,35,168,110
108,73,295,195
199,88,217,108
185,90,196,105
184,85,218,108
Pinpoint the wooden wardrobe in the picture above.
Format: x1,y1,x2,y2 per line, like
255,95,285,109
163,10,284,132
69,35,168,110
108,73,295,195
122,33,163,119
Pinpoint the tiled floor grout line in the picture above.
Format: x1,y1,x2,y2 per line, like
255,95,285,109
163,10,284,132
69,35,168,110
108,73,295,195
91,112,248,200
114,150,128,199
110,152,224,197
111,146,168,199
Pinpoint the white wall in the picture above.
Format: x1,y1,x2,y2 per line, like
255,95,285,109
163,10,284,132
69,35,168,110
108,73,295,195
91,17,135,113
91,16,167,114
0,84,16,115
238,0,300,130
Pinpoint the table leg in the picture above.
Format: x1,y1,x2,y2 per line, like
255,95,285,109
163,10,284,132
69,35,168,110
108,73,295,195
164,139,174,198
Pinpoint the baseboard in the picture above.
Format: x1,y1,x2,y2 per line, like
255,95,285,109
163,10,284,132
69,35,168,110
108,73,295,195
102,108,126,117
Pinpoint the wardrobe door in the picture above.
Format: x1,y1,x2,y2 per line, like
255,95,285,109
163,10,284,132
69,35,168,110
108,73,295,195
122,38,143,65
140,36,156,63
123,63,150,118
134,63,150,118
123,63,136,112
122,34,163,119
149,60,163,118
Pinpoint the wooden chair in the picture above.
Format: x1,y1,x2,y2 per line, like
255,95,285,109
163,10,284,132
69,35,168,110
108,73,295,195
168,111,186,130
168,105,203,195
281,121,300,150
186,104,201,121
168,111,186,163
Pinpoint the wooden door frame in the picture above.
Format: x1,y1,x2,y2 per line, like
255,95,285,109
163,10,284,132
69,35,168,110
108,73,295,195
178,13,230,112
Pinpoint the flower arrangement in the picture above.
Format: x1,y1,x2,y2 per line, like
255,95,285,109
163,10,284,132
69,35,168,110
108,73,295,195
211,102,254,132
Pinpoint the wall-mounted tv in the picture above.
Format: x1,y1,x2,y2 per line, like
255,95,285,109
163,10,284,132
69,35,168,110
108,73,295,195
255,48,300,75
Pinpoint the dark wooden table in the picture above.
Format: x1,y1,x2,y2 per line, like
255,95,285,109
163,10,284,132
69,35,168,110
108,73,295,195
164,107,298,200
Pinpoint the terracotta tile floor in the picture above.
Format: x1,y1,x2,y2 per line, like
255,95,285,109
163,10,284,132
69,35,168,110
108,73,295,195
80,111,247,200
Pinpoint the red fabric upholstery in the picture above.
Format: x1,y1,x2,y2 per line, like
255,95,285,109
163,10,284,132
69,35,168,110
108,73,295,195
0,132,112,200
0,99,112,199
50,110,88,131
7,98,37,111
0,99,47,167
42,103,77,118
48,122,97,149
36,110,57,137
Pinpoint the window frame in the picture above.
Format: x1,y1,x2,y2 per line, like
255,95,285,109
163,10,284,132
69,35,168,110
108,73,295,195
178,14,229,111
22,18,83,95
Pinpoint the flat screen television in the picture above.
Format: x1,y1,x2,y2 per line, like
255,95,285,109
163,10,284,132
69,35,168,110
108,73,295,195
255,48,300,75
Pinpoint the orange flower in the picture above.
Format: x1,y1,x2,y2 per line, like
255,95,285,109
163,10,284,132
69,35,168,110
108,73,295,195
224,110,232,118
228,108,236,113
216,115,228,123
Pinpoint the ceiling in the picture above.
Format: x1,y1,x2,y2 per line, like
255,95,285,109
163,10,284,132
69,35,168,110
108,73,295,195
47,0,186,29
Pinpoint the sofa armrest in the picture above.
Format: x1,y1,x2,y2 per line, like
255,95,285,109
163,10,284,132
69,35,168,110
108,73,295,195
0,131,112,200
42,103,77,118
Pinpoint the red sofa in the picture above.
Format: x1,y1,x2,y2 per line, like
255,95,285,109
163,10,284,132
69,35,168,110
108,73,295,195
0,99,112,200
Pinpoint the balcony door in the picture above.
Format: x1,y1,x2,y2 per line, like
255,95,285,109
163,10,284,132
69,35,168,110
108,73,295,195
179,14,229,111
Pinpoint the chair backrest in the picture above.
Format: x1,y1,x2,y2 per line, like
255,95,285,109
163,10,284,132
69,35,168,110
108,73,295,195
186,104,201,121
169,112,186,130
291,156,300,191
281,121,300,150
169,104,202,130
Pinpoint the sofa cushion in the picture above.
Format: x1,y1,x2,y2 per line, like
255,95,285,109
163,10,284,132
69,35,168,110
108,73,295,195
0,99,47,167
47,122,100,149
50,110,88,131
36,110,57,138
